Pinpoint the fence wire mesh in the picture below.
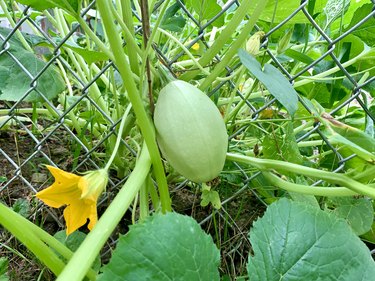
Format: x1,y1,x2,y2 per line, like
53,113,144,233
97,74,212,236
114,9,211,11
1,0,375,276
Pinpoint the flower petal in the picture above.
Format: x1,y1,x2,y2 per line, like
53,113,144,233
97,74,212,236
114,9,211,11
63,199,96,235
36,166,82,207
87,204,98,231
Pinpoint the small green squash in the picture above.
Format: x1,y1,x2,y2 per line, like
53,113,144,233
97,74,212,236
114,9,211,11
154,80,228,183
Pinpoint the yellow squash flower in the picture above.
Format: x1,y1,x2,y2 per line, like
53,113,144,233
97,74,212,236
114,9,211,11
192,42,199,51
36,165,108,235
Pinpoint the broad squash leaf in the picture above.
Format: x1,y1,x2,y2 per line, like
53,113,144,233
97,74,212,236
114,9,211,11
0,47,65,102
247,198,375,280
0,28,65,102
98,212,220,281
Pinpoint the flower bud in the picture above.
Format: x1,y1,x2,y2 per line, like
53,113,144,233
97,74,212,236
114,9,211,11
246,31,265,56
79,169,108,202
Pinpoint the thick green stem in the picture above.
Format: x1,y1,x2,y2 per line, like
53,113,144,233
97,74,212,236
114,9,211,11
0,204,66,277
0,203,98,280
262,171,357,197
96,0,171,212
121,0,139,75
56,143,152,281
226,153,375,198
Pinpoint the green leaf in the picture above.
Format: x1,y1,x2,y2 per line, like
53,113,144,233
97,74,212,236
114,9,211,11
99,212,220,281
247,198,375,280
284,49,314,65
239,49,298,116
12,198,30,218
328,197,374,235
185,0,224,27
247,0,327,24
321,114,375,163
16,0,81,14
344,4,375,47
160,2,186,32
0,258,8,281
0,46,65,102
361,221,375,244
54,231,101,271
262,123,303,164
330,0,369,32
201,186,221,209
323,0,350,28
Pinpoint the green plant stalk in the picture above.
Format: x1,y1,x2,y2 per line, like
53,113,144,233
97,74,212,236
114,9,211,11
297,140,324,147
54,9,110,117
56,143,152,281
179,0,260,81
146,173,160,210
0,1,33,52
56,60,84,137
110,5,142,59
352,165,375,182
0,204,66,277
200,0,269,90
104,104,132,170
96,0,171,212
75,17,114,61
0,202,98,279
119,0,140,74
139,181,149,221
226,153,375,198
39,103,106,137
157,28,210,75
262,171,357,196
223,67,246,122
226,79,259,123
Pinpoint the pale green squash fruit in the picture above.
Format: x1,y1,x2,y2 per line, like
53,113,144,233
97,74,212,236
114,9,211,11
154,80,228,183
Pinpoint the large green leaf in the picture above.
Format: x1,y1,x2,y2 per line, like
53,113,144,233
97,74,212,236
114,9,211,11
247,198,375,280
0,27,109,64
0,27,65,102
16,0,80,14
238,49,298,116
98,212,220,281
0,37,65,102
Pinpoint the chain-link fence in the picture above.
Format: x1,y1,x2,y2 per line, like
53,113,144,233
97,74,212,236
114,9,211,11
1,0,375,277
